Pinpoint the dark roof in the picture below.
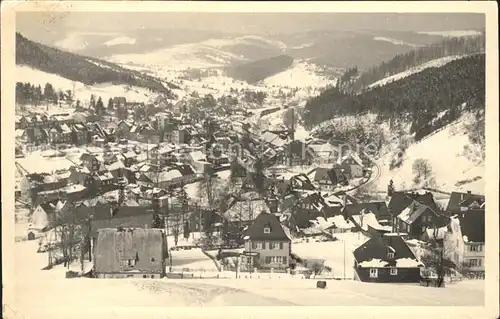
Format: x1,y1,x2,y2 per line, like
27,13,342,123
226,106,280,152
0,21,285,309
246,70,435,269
39,201,58,214
447,192,485,212
244,212,290,241
290,174,316,190
285,140,305,156
90,207,155,237
114,206,155,219
113,97,127,104
353,235,419,266
175,164,196,177
313,167,332,182
388,191,440,216
80,153,97,161
343,202,390,220
458,209,485,243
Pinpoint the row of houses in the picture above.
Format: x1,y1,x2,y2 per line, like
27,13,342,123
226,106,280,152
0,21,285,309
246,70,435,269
16,121,103,147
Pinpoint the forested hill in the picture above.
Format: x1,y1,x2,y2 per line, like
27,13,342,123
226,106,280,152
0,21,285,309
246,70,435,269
16,33,179,96
303,54,485,142
226,55,294,83
351,34,485,92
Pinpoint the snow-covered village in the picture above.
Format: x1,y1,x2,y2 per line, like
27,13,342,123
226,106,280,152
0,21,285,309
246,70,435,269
6,8,494,318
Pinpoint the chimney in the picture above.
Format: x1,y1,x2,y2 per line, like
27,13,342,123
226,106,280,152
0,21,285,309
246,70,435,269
467,190,471,194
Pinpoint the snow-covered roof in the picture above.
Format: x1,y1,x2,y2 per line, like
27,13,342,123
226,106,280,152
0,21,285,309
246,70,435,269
189,151,206,161
352,211,391,232
106,161,125,171
261,131,286,148
60,124,72,134
358,258,389,268
307,143,336,156
65,184,86,193
395,258,423,268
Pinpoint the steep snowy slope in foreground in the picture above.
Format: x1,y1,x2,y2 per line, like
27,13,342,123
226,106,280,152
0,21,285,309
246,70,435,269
375,113,484,194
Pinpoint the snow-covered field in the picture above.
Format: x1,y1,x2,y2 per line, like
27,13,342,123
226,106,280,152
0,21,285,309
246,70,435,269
16,65,155,104
368,55,465,89
9,240,485,319
262,60,336,89
169,248,218,272
375,113,484,194
292,232,371,279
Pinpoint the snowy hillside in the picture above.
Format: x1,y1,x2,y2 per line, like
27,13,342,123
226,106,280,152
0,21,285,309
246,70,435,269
262,60,336,89
374,113,484,194
108,35,286,72
373,36,419,47
367,55,464,89
16,66,156,104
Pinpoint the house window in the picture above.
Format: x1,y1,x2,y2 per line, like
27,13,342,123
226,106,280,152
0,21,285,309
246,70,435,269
369,268,378,278
151,275,155,279
478,258,482,266
143,275,147,278
127,259,136,267
264,227,270,234
151,257,156,262
390,268,398,276
282,257,287,264
469,259,479,267
470,245,481,252
275,256,283,264
456,239,459,248
256,242,262,249
279,242,284,250
269,242,275,250
387,252,394,259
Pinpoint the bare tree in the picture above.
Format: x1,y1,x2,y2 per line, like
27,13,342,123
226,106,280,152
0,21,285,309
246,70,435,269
419,228,454,287
412,158,434,186
49,205,84,268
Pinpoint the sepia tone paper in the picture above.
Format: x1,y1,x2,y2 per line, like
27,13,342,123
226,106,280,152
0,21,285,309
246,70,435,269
2,2,498,319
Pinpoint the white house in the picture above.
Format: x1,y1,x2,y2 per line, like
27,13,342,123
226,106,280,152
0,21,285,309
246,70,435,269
442,210,485,276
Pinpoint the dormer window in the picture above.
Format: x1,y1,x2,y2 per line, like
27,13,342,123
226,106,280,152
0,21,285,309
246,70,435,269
264,227,271,234
387,246,395,259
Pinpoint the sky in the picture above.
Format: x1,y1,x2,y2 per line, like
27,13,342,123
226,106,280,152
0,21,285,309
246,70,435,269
17,12,485,36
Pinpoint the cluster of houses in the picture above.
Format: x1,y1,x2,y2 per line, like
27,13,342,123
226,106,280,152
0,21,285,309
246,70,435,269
16,97,485,284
